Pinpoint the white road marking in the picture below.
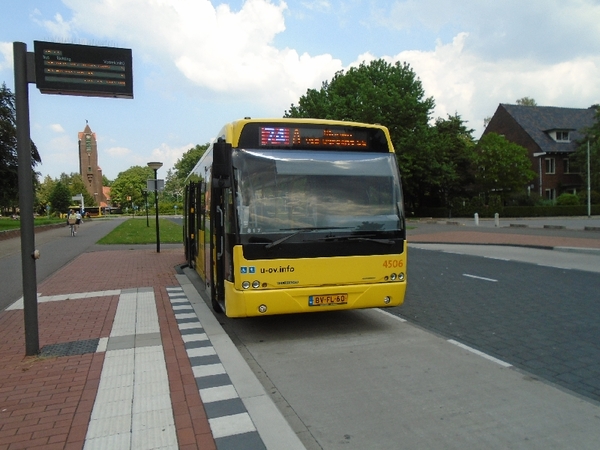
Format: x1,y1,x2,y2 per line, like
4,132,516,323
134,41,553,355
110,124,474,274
448,339,512,367
463,273,498,282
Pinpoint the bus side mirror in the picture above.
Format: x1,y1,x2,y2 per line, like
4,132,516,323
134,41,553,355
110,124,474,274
212,140,232,187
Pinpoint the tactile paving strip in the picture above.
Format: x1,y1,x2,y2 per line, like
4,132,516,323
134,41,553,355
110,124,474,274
166,286,267,450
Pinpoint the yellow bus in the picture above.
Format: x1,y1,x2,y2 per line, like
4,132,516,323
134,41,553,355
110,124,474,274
183,118,407,317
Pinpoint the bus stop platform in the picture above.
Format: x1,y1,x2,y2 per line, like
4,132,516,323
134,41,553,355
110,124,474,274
0,246,303,450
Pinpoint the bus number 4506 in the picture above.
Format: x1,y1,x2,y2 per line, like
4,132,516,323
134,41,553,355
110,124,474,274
383,260,404,268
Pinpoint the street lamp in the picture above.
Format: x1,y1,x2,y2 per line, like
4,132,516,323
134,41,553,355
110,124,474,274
147,161,163,253
587,140,592,218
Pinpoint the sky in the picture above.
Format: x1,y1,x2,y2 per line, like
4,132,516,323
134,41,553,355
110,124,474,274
1,0,599,182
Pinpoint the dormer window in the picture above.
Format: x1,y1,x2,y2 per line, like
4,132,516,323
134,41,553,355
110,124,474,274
555,131,570,142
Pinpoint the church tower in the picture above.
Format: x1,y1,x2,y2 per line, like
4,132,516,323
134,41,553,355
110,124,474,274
78,124,105,206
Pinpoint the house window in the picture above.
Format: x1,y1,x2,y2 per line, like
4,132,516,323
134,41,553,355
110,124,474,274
563,158,570,174
556,131,570,142
545,158,555,174
545,189,556,201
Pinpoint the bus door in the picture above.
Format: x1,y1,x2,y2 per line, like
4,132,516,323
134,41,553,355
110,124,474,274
209,183,223,311
211,185,235,313
184,182,197,267
210,140,234,313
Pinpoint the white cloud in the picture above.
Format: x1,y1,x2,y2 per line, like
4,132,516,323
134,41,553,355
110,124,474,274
0,42,12,71
31,9,73,41
301,1,331,13
376,33,600,135
106,146,131,157
50,124,65,133
51,0,342,111
147,142,194,174
381,0,600,63
32,0,600,145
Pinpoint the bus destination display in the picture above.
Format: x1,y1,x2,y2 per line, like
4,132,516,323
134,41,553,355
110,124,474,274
33,41,133,99
260,126,368,149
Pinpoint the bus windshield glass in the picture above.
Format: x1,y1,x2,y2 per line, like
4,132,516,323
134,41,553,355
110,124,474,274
232,149,403,236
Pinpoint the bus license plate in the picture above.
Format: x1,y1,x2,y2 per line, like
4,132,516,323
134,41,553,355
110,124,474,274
309,294,348,306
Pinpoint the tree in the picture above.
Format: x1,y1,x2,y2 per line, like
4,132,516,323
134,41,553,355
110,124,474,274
473,133,536,200
427,114,476,207
69,173,96,206
516,97,537,106
110,166,154,209
165,143,209,200
573,105,600,195
0,83,41,211
48,181,72,214
285,59,435,209
173,144,208,180
36,175,57,215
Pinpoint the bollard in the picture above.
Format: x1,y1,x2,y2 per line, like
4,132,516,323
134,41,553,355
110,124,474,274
494,213,499,227
474,213,479,226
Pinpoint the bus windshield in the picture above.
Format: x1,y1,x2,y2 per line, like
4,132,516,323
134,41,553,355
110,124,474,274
232,149,403,235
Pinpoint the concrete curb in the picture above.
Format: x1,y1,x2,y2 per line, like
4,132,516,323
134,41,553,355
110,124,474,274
178,270,306,450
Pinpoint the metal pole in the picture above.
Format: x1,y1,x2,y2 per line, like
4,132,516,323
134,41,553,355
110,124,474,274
144,190,149,227
14,42,39,356
587,140,591,218
154,169,160,253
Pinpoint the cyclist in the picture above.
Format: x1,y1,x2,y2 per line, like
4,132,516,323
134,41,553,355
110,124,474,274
67,210,77,236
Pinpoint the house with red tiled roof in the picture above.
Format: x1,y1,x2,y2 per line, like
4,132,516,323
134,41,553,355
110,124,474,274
483,104,595,201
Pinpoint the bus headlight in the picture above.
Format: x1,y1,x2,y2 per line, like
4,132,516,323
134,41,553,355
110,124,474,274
384,296,391,304
258,304,268,313
242,281,250,289
398,272,405,281
252,280,260,289
390,273,397,281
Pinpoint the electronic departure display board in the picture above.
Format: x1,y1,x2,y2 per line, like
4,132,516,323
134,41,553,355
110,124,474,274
33,41,133,99
260,126,368,148
239,123,390,152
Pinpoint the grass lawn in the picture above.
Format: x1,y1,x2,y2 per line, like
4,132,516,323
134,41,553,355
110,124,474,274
0,217,65,232
97,218,183,245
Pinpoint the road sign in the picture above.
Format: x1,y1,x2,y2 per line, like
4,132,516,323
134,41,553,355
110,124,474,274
33,41,133,99
147,179,165,191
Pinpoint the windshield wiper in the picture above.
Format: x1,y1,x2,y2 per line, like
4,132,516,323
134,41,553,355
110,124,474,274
316,235,395,245
265,227,351,249
265,230,303,249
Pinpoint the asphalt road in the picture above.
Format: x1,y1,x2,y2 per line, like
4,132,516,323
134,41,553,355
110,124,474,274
207,245,600,449
0,218,126,310
397,246,600,404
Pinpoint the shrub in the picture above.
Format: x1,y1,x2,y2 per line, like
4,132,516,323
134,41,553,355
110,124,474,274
556,193,579,206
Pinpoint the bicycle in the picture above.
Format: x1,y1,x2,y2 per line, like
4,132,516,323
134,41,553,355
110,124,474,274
68,218,76,236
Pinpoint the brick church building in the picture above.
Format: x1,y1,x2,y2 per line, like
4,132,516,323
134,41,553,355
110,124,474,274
78,123,109,209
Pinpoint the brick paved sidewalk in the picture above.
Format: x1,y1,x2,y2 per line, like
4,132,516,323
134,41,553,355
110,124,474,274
0,249,215,450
